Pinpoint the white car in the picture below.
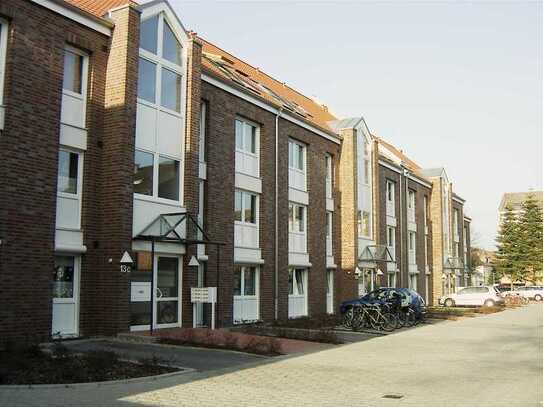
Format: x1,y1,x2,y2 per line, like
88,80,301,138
514,286,543,301
440,286,504,307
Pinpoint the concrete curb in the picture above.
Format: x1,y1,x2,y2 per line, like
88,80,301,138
0,367,196,390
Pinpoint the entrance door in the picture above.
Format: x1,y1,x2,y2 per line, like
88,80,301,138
153,256,182,329
52,255,80,337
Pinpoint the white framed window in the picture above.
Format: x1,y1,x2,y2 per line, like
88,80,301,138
387,226,396,252
387,181,395,202
289,202,307,254
235,190,258,225
326,269,334,314
138,13,184,114
235,117,260,177
409,273,418,292
288,268,308,318
289,202,306,233
364,159,370,185
234,266,258,295
358,210,371,238
326,211,333,256
134,149,181,202
409,231,417,265
0,18,8,109
56,148,84,230
288,139,307,191
61,45,89,128
423,195,429,230
325,154,333,199
387,272,397,288
199,101,206,163
386,180,396,217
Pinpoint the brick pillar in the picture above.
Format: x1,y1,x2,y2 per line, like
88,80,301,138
182,35,202,327
337,128,358,302
429,178,444,305
95,4,140,335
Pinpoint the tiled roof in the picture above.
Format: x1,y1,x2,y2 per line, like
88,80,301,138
375,136,422,172
64,0,135,17
499,191,543,211
198,37,338,135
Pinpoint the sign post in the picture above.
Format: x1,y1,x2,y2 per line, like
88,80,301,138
191,287,217,330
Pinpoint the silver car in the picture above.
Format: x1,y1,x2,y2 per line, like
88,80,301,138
515,286,543,301
440,286,504,307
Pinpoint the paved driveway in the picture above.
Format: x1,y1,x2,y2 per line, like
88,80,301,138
2,305,543,407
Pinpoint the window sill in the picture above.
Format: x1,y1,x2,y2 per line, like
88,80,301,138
134,193,184,208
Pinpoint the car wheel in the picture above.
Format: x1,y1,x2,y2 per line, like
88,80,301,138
535,294,543,302
484,299,495,307
444,298,455,307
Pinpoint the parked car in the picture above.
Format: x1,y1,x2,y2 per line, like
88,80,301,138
340,287,425,315
514,286,543,301
439,286,504,307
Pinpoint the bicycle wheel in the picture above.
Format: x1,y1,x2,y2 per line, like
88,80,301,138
405,309,417,327
381,312,397,332
342,308,354,329
351,307,364,331
369,311,386,331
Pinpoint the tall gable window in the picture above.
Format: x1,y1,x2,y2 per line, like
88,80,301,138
135,10,186,205
138,13,183,113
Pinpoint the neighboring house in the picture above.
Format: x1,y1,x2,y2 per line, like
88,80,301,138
0,0,473,344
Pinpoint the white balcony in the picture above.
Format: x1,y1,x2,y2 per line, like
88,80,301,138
233,296,259,323
289,167,306,192
235,150,259,178
288,295,307,318
289,231,307,254
235,223,259,248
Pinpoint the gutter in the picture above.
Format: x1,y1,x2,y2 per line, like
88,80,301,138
274,108,283,320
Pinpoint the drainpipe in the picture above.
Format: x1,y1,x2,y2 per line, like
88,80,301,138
399,164,409,288
274,108,283,321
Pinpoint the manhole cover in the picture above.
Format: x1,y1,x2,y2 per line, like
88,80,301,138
382,394,404,400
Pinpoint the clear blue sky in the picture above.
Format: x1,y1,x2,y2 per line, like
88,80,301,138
171,0,543,250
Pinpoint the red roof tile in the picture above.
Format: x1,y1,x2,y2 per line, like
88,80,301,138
198,37,338,134
64,0,135,17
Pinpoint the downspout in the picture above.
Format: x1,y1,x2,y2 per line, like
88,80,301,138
399,165,409,288
274,108,283,321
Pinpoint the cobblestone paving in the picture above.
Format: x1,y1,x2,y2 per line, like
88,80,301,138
2,305,543,407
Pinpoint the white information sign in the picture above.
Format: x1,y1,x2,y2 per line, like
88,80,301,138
190,287,218,330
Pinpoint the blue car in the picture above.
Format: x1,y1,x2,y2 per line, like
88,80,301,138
340,287,425,315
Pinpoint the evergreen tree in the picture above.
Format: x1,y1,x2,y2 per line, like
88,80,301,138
495,204,522,289
517,194,543,284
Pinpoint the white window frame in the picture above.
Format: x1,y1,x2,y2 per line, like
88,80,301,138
326,211,333,256
387,271,397,288
62,45,89,127
235,189,259,226
325,154,333,199
0,18,9,109
409,231,417,264
233,265,260,324
288,139,307,191
138,13,185,117
199,101,206,163
387,226,396,254
358,210,371,239
364,159,370,185
134,148,182,204
235,116,260,177
57,147,84,230
386,180,396,217
408,189,416,222
289,202,307,235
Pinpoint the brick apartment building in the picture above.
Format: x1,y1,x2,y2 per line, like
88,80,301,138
0,0,471,343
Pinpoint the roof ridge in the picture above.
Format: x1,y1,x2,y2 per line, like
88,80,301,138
198,36,330,112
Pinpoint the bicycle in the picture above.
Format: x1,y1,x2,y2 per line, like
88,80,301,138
352,303,396,332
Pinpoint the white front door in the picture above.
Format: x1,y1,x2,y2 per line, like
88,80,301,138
153,255,182,329
52,255,80,337
288,268,308,318
326,269,334,314
233,265,260,324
